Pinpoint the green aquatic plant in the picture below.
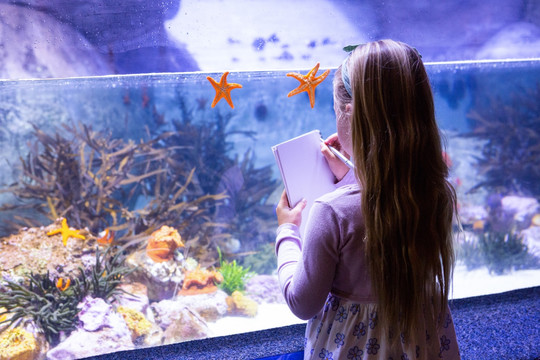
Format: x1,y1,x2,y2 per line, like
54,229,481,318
0,272,85,345
465,82,540,197
217,247,253,295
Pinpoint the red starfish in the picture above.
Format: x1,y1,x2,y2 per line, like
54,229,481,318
287,63,330,108
207,72,243,109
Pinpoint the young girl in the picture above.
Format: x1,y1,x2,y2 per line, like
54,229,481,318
275,40,460,359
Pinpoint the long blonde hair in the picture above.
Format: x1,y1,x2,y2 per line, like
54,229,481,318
335,40,457,344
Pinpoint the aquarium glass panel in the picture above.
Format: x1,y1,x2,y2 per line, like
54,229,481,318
0,58,539,358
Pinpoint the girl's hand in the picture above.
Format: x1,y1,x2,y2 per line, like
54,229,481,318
276,189,306,227
321,133,350,181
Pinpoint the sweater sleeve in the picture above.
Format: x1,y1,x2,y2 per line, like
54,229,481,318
275,201,340,320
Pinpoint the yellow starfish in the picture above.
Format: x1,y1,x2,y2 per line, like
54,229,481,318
47,218,86,246
207,71,243,109
287,63,330,108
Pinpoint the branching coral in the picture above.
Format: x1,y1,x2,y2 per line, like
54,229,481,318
0,122,226,257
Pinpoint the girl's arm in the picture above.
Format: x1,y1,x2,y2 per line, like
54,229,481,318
276,198,339,320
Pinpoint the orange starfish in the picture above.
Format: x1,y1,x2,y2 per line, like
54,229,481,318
287,63,330,108
207,71,243,108
47,218,86,246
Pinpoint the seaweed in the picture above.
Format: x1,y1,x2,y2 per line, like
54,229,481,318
216,247,253,295
159,96,279,258
464,83,540,198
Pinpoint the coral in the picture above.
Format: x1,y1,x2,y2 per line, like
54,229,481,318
146,225,184,263
179,267,224,295
226,290,258,317
0,327,38,360
116,306,153,340
217,247,253,295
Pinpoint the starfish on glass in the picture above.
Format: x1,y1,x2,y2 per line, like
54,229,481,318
47,218,86,246
287,63,330,108
207,71,243,109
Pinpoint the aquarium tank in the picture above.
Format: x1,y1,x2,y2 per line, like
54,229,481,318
0,0,539,359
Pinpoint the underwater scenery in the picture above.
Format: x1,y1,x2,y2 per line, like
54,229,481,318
0,58,539,359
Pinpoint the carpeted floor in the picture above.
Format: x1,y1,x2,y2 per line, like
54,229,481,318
83,286,540,360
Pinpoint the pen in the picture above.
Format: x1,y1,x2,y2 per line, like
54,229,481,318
320,138,355,169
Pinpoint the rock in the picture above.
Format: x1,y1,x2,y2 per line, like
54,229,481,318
47,297,133,359
125,248,185,301
116,282,150,314
245,274,285,304
0,219,96,285
174,290,229,322
46,327,133,360
150,299,209,344
78,296,126,332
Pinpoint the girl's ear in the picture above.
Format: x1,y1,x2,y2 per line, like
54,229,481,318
345,103,353,115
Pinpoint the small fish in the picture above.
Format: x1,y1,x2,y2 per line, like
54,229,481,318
56,278,71,291
472,220,485,231
97,229,115,246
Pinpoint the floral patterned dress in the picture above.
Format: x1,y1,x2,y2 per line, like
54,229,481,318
304,295,460,360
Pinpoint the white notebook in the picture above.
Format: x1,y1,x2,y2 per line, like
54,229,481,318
272,130,336,235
